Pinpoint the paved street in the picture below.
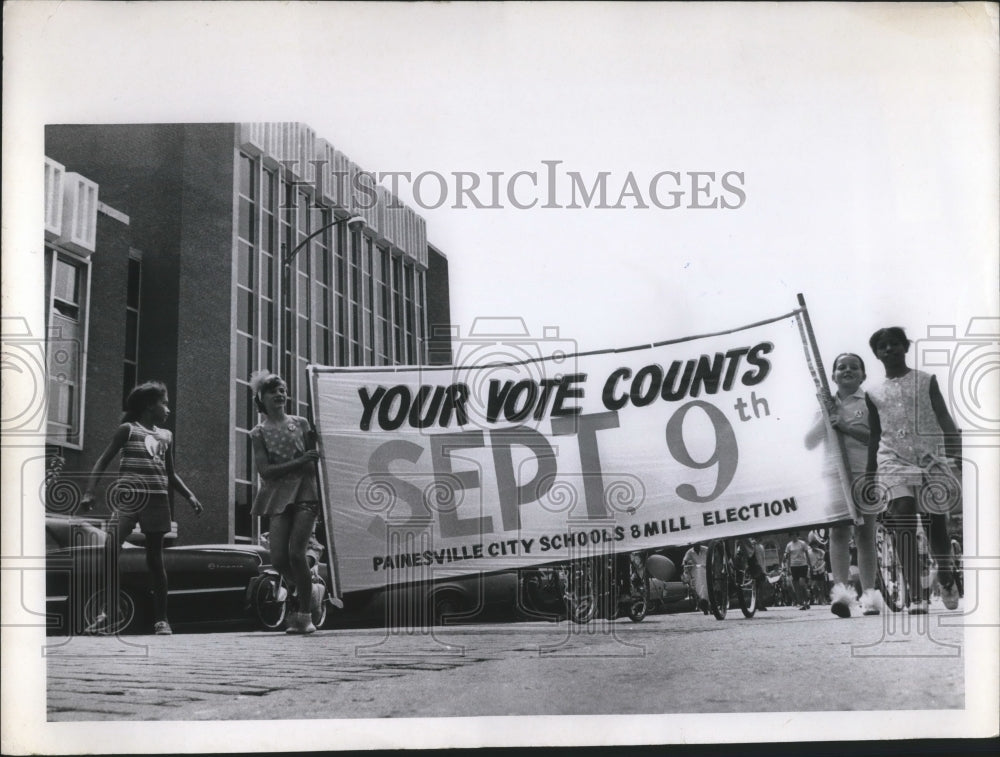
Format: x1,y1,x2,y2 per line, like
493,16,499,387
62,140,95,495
46,603,965,721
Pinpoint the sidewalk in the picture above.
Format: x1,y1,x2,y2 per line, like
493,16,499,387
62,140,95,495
44,604,967,722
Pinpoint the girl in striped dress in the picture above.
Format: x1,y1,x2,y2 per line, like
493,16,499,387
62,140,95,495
82,382,203,634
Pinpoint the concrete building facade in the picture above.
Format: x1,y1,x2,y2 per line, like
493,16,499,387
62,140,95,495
44,123,452,545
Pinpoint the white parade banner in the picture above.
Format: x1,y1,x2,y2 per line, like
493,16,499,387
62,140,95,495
310,309,851,595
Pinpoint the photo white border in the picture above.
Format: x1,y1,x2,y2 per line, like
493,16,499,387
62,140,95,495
3,2,998,753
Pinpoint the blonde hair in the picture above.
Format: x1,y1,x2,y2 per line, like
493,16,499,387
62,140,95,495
249,370,285,413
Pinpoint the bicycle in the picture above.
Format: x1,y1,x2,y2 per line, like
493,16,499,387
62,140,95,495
764,568,790,607
560,556,603,624
249,532,329,631
874,521,909,611
614,551,650,622
704,538,757,620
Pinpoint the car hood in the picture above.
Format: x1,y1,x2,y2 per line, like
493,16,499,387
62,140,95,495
165,544,268,557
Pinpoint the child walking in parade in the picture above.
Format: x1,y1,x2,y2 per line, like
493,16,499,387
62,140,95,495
805,353,882,617
81,382,203,635
784,531,812,610
248,371,323,634
749,536,769,611
807,534,828,606
865,327,962,614
681,543,710,614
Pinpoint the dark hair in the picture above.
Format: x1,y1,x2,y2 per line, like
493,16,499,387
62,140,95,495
252,373,286,413
831,352,866,379
122,381,168,422
868,326,910,355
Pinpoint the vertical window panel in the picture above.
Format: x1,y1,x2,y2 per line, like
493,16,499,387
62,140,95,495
122,363,137,404
237,240,254,288
47,248,86,445
238,197,255,243
126,258,141,309
237,287,254,334
124,310,138,361
392,255,404,364
123,253,142,405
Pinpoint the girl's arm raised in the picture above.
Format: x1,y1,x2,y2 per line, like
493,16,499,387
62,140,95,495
81,424,131,510
804,410,827,450
165,442,203,515
805,389,840,449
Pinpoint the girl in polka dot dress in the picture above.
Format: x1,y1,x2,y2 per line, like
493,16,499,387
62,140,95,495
249,371,322,634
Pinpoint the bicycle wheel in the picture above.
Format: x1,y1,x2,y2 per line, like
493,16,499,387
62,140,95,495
626,598,647,622
875,524,908,612
732,543,757,618
705,541,729,620
626,559,649,622
565,562,598,624
310,579,328,629
82,588,142,635
252,574,288,631
734,565,757,618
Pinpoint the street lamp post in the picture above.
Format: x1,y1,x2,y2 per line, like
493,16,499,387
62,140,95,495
279,214,365,388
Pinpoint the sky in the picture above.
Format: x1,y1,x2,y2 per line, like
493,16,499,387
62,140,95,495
2,2,998,751
4,2,997,371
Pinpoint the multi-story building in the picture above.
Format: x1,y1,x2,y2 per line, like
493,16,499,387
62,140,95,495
44,123,452,545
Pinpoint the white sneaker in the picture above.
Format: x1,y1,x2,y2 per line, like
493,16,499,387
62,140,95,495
285,612,316,635
83,611,109,635
939,580,960,611
860,588,883,616
829,583,854,618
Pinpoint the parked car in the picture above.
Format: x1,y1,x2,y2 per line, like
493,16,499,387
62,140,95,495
45,513,268,635
557,547,697,621
333,570,524,628
644,546,699,615
330,546,698,629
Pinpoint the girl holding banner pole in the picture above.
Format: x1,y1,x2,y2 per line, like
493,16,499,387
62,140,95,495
805,353,882,617
249,371,322,634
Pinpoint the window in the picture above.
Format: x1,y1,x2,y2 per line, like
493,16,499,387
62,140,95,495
234,153,260,542
312,207,332,367
363,236,375,364
45,248,87,446
392,255,404,364
293,191,312,416
52,258,81,319
122,253,142,402
376,247,391,365
334,226,348,365
349,230,363,365
416,268,427,365
404,264,416,364
232,151,413,538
